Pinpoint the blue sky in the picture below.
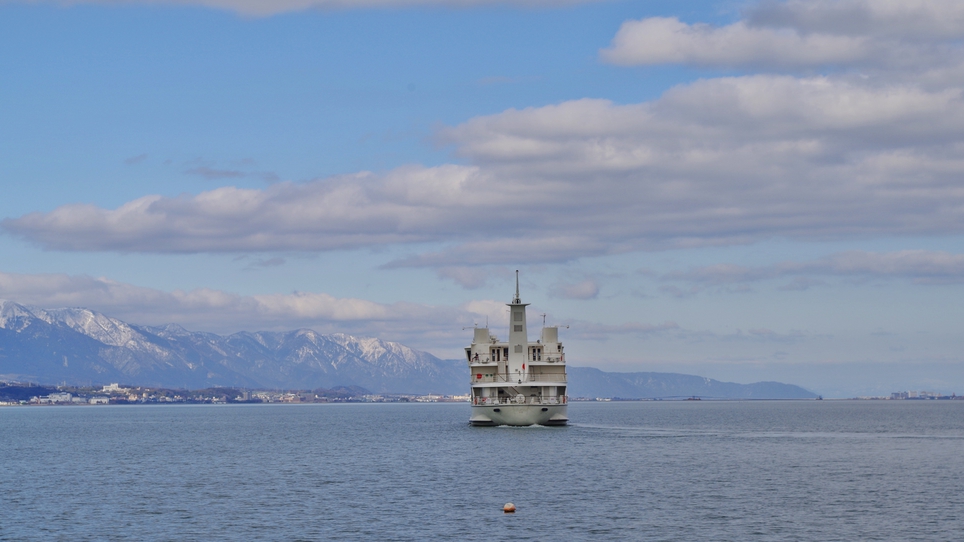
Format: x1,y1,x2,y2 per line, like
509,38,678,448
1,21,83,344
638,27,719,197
3,0,964,397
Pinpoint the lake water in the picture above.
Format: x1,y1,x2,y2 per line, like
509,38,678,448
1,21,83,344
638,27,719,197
2,401,962,541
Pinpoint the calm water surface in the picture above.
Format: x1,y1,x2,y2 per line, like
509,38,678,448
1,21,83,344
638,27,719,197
2,401,962,541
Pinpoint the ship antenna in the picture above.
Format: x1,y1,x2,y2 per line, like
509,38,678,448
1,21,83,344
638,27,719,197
514,270,521,303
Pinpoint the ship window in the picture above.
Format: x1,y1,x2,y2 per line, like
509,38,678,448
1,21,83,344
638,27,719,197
514,325,523,332
514,313,523,321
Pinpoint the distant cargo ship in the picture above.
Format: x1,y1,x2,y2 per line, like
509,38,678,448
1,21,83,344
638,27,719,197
466,272,568,426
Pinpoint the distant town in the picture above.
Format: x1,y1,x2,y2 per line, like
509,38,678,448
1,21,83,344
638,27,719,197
856,391,961,401
0,382,470,406
1,381,961,405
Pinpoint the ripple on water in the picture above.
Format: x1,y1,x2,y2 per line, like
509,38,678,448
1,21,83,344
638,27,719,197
1,401,963,541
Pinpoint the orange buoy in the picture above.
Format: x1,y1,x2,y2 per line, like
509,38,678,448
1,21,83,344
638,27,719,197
503,503,516,513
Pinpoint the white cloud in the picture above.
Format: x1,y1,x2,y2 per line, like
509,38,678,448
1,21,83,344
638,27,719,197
9,0,595,16
601,17,872,68
808,250,964,284
3,165,488,253
436,266,511,289
550,278,599,300
748,0,964,40
0,271,497,350
441,77,964,242
8,76,964,266
8,2,964,269
0,271,695,357
602,1,964,71
663,250,964,286
567,320,680,341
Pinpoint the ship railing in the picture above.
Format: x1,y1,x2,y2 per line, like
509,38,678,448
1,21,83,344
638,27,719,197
471,354,565,364
536,354,565,363
469,356,495,364
526,373,567,383
471,374,567,384
472,395,568,406
529,354,565,363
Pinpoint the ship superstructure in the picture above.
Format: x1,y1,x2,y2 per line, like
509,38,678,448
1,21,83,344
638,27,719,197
466,272,568,426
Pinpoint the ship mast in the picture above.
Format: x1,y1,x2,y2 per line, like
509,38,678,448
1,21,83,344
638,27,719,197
507,269,529,380
513,269,521,304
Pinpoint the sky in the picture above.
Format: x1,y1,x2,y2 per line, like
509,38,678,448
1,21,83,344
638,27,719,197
3,0,964,397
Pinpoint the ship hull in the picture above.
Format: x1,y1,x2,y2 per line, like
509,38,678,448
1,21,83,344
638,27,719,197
469,404,568,426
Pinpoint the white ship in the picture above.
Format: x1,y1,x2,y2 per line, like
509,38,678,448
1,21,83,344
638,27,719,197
466,272,568,426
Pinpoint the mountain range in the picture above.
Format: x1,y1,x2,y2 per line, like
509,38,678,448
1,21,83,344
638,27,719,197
567,367,817,399
0,300,816,399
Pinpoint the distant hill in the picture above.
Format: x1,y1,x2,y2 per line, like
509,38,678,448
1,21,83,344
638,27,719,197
0,382,58,402
0,300,816,399
567,366,818,399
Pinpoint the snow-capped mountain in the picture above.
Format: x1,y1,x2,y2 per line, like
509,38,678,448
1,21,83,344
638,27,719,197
0,300,817,398
0,300,466,393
